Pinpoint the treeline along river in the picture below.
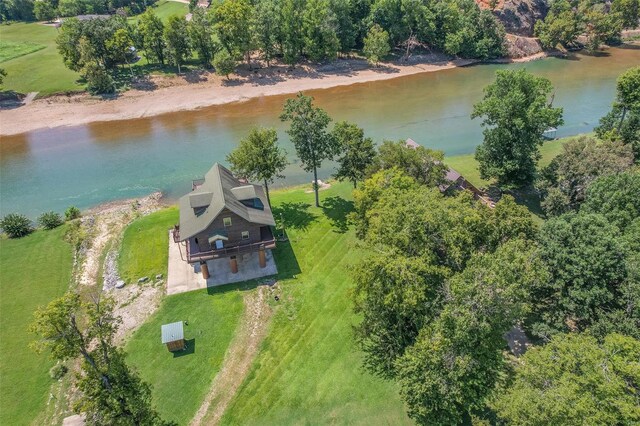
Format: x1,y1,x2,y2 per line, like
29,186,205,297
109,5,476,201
1,46,639,217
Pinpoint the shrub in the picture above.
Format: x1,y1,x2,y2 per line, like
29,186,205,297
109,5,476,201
0,213,33,238
65,206,81,221
38,211,64,230
49,363,68,380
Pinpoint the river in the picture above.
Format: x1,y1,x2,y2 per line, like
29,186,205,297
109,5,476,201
1,46,639,217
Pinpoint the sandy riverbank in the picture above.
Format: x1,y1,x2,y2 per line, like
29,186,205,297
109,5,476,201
0,52,553,137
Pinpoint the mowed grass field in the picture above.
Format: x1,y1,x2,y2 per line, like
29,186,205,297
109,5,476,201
217,182,411,425
0,1,188,95
118,206,178,283
0,226,74,426
0,22,82,95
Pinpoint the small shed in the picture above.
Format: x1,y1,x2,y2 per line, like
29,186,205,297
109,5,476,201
161,321,185,352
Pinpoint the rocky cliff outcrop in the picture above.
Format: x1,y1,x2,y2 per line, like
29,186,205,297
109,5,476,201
493,0,550,37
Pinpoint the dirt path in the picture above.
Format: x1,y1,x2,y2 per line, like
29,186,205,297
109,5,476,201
191,285,273,426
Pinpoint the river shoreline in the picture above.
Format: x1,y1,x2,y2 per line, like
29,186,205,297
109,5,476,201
0,52,554,137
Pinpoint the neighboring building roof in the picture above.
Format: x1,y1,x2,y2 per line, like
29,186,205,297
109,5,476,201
161,321,184,344
178,163,276,241
405,138,420,149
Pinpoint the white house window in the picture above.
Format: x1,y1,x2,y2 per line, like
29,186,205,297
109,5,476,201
223,217,232,227
241,231,249,240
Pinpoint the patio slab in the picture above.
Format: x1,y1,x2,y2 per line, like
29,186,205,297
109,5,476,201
167,231,277,295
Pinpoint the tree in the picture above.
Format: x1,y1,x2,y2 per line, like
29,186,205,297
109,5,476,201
138,8,166,65
253,0,280,67
491,333,640,425
373,139,447,187
537,136,634,215
531,212,629,339
280,0,305,65
472,69,564,186
611,0,640,29
582,171,640,232
212,0,254,67
583,8,623,53
106,28,135,78
164,15,191,74
83,61,115,95
302,0,341,61
534,0,582,49
226,127,288,206
351,167,419,238
332,121,376,188
30,293,171,425
188,8,218,68
213,49,236,79
38,211,64,229
363,24,390,66
595,66,640,154
280,93,337,207
0,213,33,238
395,239,545,425
0,68,6,88
34,0,56,22
65,206,82,220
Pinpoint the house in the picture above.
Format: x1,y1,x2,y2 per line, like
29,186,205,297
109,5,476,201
161,321,185,352
173,163,276,279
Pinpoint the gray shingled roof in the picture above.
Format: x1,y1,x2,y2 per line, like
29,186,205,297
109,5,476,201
178,163,276,241
161,321,184,344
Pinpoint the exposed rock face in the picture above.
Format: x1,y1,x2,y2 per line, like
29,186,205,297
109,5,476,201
505,34,545,58
494,0,550,37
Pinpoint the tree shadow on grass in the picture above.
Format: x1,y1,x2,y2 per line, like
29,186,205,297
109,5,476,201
321,196,354,233
272,202,318,231
172,338,195,358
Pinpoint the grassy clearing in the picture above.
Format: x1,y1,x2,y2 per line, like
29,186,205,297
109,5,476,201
128,0,189,24
0,226,74,426
217,182,411,425
118,207,178,283
125,286,244,424
0,40,46,63
0,22,82,95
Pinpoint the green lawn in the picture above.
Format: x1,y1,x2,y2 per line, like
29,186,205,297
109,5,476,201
217,182,411,425
0,22,82,95
125,288,244,424
0,40,46,62
128,0,189,24
118,207,178,283
0,226,74,426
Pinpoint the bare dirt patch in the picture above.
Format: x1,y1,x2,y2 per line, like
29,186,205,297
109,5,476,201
191,285,273,426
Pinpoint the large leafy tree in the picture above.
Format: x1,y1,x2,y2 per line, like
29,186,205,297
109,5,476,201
188,8,218,68
302,0,341,61
226,127,288,206
373,139,447,187
253,0,281,67
213,0,255,67
611,0,640,29
280,93,337,207
537,136,634,216
363,24,390,65
331,121,376,188
472,69,564,187
138,8,166,66
532,212,630,339
106,28,135,78
30,293,170,425
582,170,640,232
595,66,640,157
164,15,191,74
534,0,582,49
280,0,305,64
491,333,640,425
396,240,544,425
